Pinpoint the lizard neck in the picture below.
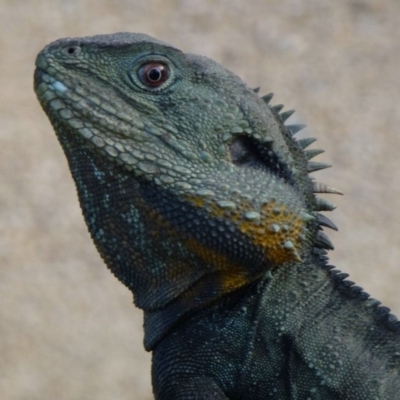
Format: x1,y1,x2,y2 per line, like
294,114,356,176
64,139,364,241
144,251,323,351
59,133,316,314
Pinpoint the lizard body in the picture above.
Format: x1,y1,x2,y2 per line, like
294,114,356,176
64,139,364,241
34,33,400,399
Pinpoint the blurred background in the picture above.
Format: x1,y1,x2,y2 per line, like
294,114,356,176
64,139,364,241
1,0,400,399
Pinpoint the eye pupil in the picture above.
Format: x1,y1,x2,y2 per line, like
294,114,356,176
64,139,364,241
139,62,169,88
147,68,162,82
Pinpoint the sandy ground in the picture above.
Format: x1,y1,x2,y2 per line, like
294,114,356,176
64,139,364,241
1,0,400,399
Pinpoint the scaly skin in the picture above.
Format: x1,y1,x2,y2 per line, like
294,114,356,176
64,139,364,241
34,33,400,399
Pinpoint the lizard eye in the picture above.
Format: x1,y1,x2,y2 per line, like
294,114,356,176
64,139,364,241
138,62,169,87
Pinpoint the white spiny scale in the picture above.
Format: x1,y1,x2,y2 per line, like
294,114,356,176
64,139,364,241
312,182,343,195
314,197,336,211
282,241,302,262
261,136,274,144
301,212,315,222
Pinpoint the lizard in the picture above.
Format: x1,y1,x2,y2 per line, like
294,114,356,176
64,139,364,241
34,32,400,399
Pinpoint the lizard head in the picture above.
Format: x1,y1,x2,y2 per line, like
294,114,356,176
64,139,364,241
34,33,340,332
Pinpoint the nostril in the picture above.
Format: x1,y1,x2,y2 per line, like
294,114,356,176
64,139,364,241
62,45,81,57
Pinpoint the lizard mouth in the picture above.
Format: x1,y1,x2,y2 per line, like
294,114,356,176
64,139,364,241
34,69,69,95
33,67,46,90
34,64,149,160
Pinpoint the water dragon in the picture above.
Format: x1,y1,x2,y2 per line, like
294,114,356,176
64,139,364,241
34,33,400,399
